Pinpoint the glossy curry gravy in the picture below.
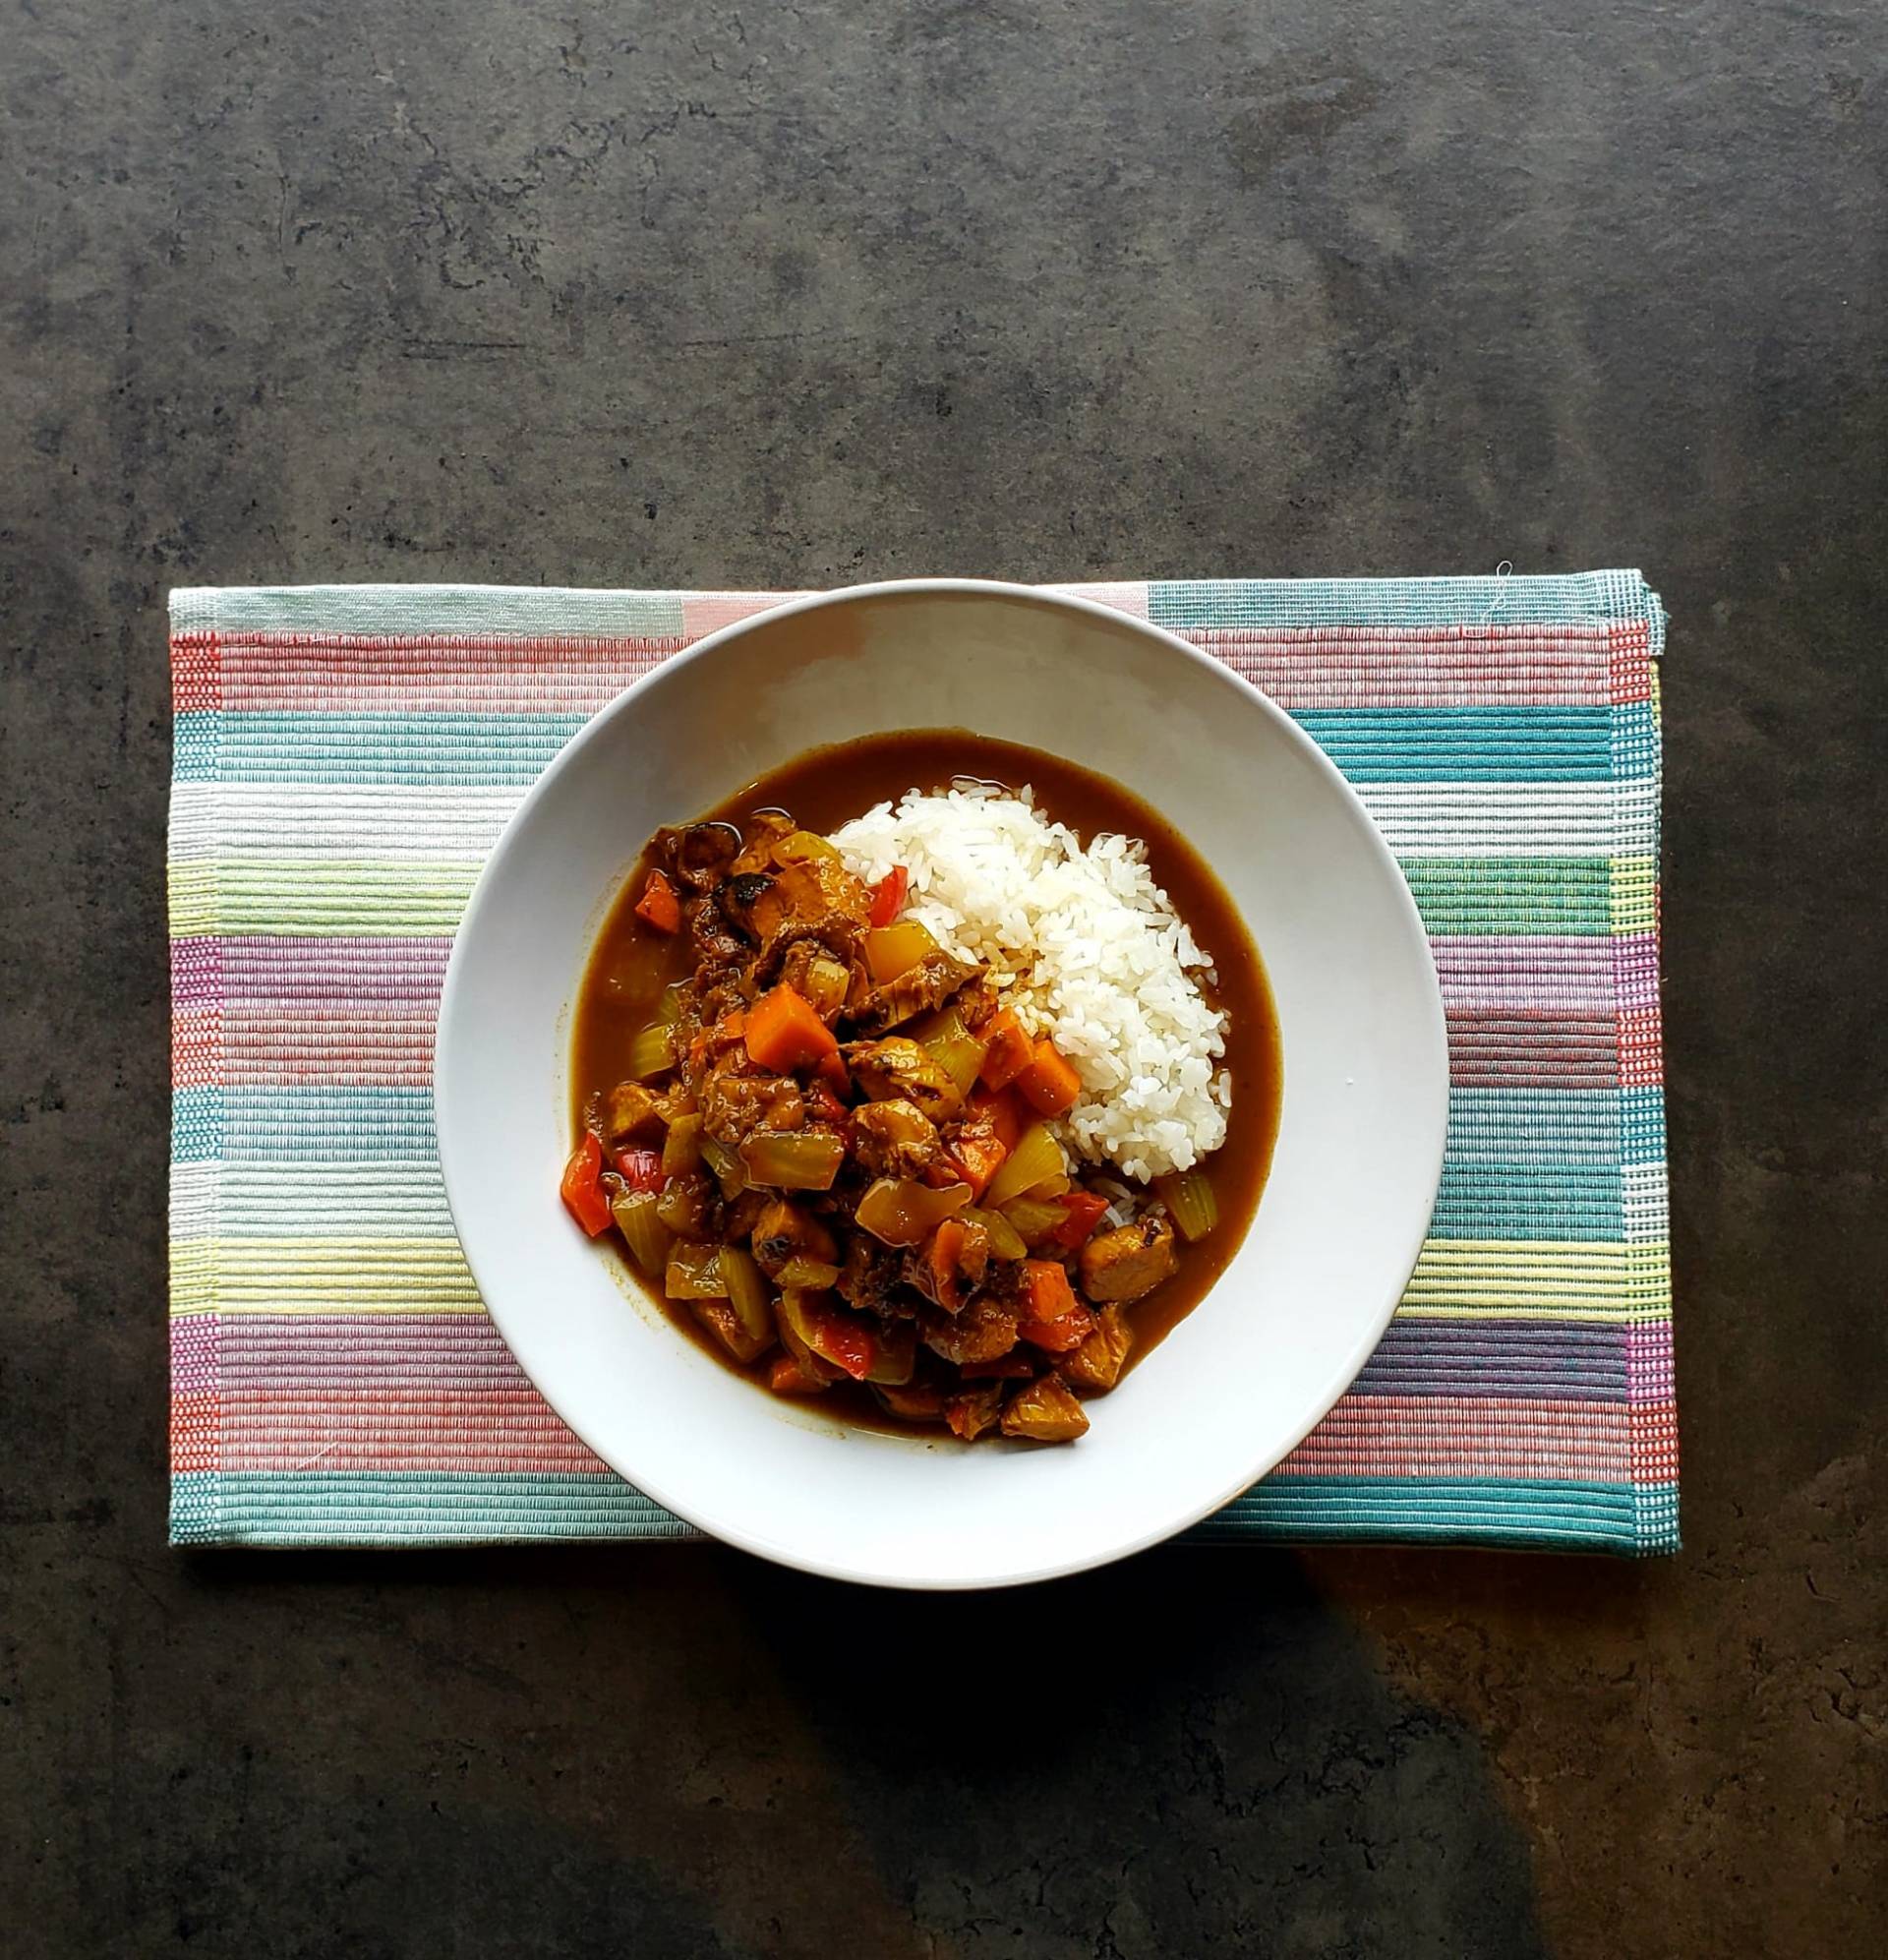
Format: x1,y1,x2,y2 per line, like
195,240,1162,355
571,729,1281,1435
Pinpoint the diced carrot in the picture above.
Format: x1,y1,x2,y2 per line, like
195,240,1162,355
947,1128,1009,1201
559,1132,613,1236
768,1353,829,1396
1021,1258,1079,1322
976,1009,1034,1092
1019,1309,1095,1352
1048,1190,1109,1250
969,1085,1027,1153
928,1219,967,1297
1015,1038,1083,1117
614,1146,666,1193
633,868,682,934
868,865,910,928
744,984,839,1072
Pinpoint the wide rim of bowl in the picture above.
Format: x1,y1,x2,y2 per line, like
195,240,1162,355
435,577,1449,1588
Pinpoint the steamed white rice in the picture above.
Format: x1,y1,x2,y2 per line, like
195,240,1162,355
831,784,1230,1180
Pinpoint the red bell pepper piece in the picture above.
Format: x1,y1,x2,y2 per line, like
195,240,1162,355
615,1147,666,1193
559,1132,613,1236
1048,1191,1109,1250
868,865,910,928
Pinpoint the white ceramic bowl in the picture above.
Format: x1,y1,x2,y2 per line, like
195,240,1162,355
436,580,1446,1588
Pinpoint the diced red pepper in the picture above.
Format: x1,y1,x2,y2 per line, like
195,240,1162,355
802,1300,877,1381
559,1132,613,1236
614,1146,666,1193
868,865,910,928
633,868,682,934
1049,1191,1109,1250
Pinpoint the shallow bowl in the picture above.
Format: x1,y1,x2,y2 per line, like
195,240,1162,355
436,580,1447,1588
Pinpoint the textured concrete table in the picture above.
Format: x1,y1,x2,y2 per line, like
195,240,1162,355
4,4,1883,1954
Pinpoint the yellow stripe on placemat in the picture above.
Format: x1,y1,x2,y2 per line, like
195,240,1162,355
1397,1237,1671,1319
168,860,482,937
168,1237,485,1314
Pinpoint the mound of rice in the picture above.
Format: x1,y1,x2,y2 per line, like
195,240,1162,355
831,784,1230,1180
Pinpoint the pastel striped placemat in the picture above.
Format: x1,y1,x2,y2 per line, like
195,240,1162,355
168,574,1677,1555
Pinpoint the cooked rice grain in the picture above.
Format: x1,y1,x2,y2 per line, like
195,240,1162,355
831,785,1230,1179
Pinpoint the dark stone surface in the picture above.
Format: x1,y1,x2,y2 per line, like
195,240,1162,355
4,2,1883,1953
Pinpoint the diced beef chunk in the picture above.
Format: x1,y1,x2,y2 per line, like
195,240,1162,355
999,1374,1091,1442
1078,1217,1178,1304
850,1099,943,1180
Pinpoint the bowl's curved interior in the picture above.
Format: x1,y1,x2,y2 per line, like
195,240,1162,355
437,584,1446,1587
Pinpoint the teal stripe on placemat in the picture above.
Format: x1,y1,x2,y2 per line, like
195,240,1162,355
171,584,689,638
172,1470,1677,1555
171,1471,697,1545
1191,1475,1674,1553
1430,1162,1622,1239
172,712,590,786
1150,569,1662,639
1292,708,1614,782
187,1087,439,1161
176,705,1622,789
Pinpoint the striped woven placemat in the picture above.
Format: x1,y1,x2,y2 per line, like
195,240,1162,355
168,574,1677,1554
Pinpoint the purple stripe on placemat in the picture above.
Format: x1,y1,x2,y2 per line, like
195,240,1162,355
176,936,458,1006
190,1313,530,1392
1430,934,1630,1013
1351,1320,1633,1401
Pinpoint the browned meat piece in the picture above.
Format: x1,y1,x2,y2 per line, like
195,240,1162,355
749,1198,838,1280
999,1374,1090,1443
838,1235,908,1317
769,939,855,1020
655,1170,715,1237
699,1061,806,1149
874,1381,948,1422
962,975,1005,1027
685,892,750,975
944,1383,1005,1442
715,871,777,942
851,1099,943,1180
905,1218,992,1314
723,1188,775,1243
918,1295,1019,1367
1078,1217,1178,1305
1059,1305,1134,1392
729,811,796,878
843,1037,965,1122
745,855,873,962
849,950,984,1035
655,821,742,892
603,1080,668,1144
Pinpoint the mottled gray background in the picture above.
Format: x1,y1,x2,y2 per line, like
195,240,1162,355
4,2,1884,1955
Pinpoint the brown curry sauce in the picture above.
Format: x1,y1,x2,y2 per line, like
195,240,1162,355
571,729,1281,1436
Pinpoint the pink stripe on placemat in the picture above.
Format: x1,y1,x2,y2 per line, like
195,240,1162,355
218,1390,612,1474
1275,1396,1666,1481
1192,623,1637,708
180,635,683,716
